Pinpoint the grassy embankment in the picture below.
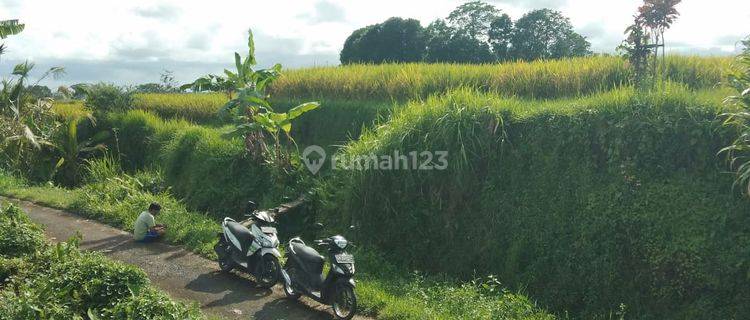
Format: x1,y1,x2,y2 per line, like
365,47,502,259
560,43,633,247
317,84,749,319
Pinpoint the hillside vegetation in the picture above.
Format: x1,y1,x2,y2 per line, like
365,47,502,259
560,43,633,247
28,55,745,319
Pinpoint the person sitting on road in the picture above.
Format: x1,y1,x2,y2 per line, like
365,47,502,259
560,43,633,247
134,202,167,242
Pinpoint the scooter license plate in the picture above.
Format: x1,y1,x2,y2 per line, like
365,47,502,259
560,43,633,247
335,253,354,264
261,226,277,234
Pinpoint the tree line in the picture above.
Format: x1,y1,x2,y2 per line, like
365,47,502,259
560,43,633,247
340,1,592,64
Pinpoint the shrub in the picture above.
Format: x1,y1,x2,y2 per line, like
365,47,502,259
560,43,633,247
0,204,45,258
318,86,749,319
84,83,133,116
107,110,191,171
103,287,204,319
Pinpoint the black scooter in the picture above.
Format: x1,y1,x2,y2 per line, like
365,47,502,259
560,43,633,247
281,230,357,320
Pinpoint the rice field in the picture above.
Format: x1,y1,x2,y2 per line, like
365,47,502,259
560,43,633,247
131,92,228,123
269,55,729,101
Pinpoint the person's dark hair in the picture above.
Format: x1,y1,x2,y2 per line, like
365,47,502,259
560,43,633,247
148,202,161,212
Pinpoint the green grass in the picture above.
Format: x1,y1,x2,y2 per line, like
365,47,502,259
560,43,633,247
0,173,77,209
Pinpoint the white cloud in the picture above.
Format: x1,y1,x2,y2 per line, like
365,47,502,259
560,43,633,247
0,0,747,86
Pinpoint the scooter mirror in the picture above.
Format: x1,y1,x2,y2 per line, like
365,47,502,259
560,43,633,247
246,201,257,213
349,225,356,230
314,222,325,229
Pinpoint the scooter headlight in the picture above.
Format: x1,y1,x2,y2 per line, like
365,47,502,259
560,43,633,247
333,238,348,249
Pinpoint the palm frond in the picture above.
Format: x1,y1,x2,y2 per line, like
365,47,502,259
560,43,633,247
0,20,25,39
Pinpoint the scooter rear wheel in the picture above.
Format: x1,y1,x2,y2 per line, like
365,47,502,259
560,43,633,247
283,266,301,300
214,238,234,273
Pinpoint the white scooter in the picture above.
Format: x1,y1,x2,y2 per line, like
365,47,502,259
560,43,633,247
214,201,282,288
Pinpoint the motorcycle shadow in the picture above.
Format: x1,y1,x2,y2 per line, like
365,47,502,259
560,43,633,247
187,271,336,319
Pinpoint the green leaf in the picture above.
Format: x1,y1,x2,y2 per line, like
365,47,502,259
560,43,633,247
278,119,292,133
235,52,243,77
288,102,320,119
247,28,257,66
269,112,288,123
54,157,65,170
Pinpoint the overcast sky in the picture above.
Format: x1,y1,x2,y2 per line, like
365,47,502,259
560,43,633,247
1,0,748,87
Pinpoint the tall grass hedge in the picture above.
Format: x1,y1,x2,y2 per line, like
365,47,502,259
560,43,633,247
317,86,749,319
107,110,272,217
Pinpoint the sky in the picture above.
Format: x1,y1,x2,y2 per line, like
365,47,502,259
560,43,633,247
1,0,748,87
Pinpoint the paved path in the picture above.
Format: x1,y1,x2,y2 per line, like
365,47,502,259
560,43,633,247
1,197,369,320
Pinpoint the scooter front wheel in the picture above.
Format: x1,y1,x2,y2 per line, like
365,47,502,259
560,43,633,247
255,254,281,289
332,282,357,320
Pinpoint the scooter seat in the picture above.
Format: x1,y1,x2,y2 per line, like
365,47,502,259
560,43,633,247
291,242,325,275
226,221,253,253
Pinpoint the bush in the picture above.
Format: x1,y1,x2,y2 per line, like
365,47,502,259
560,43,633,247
318,86,749,319
84,83,133,116
0,204,46,258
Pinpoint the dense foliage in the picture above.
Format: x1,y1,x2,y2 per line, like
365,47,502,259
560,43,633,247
0,203,204,319
341,1,591,64
340,17,426,64
317,87,748,319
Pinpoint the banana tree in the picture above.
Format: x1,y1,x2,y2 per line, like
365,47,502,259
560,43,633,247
183,29,320,166
48,114,110,186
